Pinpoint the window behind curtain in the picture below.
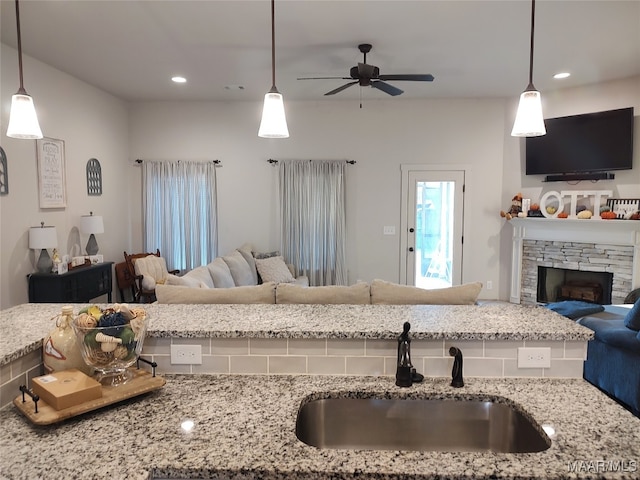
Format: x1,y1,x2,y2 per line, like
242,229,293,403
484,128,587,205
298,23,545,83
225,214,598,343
142,160,218,271
279,160,347,286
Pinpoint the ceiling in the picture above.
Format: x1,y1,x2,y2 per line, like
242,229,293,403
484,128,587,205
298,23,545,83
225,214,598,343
1,0,639,103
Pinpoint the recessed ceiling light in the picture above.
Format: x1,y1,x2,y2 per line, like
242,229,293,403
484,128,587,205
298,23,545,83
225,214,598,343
553,72,570,79
172,76,187,83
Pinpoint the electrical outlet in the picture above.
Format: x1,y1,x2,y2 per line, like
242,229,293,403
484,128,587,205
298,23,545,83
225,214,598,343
383,226,396,235
517,347,551,368
171,344,202,365
486,280,493,290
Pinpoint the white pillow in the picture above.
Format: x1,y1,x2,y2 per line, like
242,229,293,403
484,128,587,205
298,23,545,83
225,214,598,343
156,282,276,304
133,255,169,290
370,279,483,305
276,282,371,304
222,250,255,286
166,273,207,288
255,256,295,284
207,257,235,288
182,265,214,288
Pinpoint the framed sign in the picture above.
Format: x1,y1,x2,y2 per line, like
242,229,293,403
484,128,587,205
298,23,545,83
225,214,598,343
36,137,66,208
607,198,640,219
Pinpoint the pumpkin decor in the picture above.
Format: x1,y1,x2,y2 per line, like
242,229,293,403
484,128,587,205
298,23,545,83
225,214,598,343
600,211,617,220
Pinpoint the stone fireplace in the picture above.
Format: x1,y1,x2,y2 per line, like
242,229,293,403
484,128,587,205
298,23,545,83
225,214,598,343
510,218,640,304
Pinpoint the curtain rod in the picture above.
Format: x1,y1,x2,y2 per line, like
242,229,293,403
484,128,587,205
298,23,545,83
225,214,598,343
135,159,221,165
267,159,355,165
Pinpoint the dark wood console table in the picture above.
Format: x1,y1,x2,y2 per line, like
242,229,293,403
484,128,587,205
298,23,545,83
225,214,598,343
28,262,113,303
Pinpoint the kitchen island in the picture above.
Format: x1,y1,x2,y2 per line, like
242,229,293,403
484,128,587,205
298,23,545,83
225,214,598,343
1,373,639,480
2,302,636,479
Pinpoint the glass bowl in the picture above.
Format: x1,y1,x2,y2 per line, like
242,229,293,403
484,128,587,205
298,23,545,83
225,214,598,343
72,306,149,386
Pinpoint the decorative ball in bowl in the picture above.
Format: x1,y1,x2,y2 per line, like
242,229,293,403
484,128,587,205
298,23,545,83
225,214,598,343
72,304,149,386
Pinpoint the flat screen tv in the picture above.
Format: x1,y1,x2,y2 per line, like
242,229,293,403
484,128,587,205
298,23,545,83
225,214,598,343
525,107,634,176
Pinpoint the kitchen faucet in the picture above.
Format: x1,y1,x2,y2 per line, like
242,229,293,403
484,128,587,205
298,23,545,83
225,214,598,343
395,322,424,387
449,346,464,388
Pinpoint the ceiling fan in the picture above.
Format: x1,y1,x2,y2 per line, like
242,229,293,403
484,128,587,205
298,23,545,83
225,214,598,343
297,43,434,96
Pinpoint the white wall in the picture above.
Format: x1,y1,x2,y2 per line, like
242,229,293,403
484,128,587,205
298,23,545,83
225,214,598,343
129,97,507,293
0,44,130,309
498,76,640,299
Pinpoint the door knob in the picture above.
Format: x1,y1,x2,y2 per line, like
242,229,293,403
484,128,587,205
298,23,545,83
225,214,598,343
409,247,414,252
409,228,415,233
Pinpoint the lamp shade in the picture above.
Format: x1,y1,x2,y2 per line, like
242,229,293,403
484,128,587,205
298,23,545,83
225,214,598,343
6,93,43,139
511,88,546,137
80,214,104,234
29,225,57,249
258,90,289,138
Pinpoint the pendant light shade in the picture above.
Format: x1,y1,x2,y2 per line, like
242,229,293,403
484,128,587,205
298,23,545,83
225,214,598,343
258,0,289,138
511,0,545,137
7,0,43,140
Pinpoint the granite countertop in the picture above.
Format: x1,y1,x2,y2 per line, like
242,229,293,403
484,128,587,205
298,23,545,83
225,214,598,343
1,373,638,480
0,303,593,366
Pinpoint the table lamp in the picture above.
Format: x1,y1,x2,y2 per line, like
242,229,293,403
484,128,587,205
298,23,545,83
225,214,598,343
80,212,104,255
29,222,57,273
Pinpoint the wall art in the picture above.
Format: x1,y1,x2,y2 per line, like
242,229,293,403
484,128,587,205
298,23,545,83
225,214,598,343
86,158,102,195
36,137,66,208
607,198,640,219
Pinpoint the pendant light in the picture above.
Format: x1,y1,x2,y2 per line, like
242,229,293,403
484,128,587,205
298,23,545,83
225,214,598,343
6,0,43,139
511,0,545,137
258,0,289,138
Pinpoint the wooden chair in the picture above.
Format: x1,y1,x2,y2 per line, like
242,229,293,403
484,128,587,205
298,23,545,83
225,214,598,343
123,249,178,303
115,261,136,302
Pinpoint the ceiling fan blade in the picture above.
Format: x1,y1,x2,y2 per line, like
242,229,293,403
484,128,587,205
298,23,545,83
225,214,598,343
378,74,435,82
371,81,404,96
298,76,353,80
324,81,359,96
357,62,379,79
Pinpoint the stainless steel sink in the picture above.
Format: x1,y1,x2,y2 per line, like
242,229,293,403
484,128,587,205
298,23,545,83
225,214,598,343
296,396,551,453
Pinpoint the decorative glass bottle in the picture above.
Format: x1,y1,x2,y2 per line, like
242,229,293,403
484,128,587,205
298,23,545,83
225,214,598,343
43,305,92,376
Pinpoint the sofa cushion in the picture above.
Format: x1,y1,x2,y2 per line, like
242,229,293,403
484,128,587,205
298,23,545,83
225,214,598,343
370,279,482,305
624,298,640,331
577,317,640,353
166,273,207,288
207,257,236,288
545,300,605,320
255,256,295,284
276,282,371,304
156,282,276,304
222,250,255,287
237,245,259,285
133,255,169,290
181,265,214,288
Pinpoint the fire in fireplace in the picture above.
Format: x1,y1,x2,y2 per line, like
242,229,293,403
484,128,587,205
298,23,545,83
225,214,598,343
537,267,613,305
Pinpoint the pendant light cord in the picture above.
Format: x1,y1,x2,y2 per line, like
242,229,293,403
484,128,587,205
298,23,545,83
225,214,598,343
15,0,27,94
527,0,536,87
270,0,276,89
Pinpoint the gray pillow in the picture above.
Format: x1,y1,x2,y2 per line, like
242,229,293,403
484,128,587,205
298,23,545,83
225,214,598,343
207,257,235,288
222,250,255,286
253,250,280,260
237,246,258,285
254,256,295,284
181,265,214,288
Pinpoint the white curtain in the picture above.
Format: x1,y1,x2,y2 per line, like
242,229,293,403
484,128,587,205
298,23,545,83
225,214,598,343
279,160,347,286
142,160,218,271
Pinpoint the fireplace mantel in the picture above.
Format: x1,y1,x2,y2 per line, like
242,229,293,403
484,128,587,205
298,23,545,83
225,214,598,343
509,218,640,303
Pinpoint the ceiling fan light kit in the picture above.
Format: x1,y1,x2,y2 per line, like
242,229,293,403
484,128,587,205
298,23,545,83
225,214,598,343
6,0,43,140
298,43,434,98
258,0,289,139
511,0,546,137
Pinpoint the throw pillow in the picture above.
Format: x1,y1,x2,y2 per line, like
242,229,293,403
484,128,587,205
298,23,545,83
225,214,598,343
276,282,371,304
545,300,605,320
370,279,482,305
624,298,640,331
207,257,236,288
253,250,280,260
254,256,295,284
182,265,214,288
166,273,206,288
222,250,255,286
237,245,259,285
156,282,276,304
